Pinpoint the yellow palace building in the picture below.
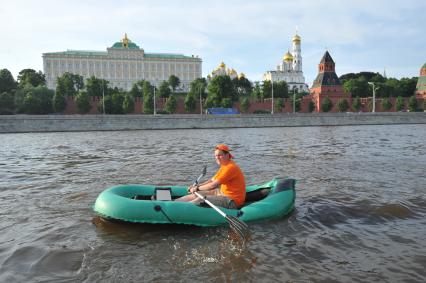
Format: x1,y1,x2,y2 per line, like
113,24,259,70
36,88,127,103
42,34,202,92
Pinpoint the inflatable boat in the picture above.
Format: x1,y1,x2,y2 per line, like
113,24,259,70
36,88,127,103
93,177,296,226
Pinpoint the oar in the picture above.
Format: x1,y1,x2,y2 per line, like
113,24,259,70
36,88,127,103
192,167,250,241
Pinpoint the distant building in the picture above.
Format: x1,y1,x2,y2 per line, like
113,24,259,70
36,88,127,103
415,62,426,99
42,34,202,91
263,33,309,92
309,51,351,112
208,61,241,80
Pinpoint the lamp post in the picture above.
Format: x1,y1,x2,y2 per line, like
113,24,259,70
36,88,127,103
271,77,274,115
102,80,105,115
368,82,379,113
153,80,156,116
199,85,203,115
293,88,296,113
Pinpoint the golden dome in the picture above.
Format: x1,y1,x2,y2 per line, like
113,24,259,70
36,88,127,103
283,51,293,61
228,68,237,75
292,34,301,43
219,61,226,68
238,72,245,79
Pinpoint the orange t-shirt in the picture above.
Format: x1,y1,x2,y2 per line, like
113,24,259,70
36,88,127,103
212,161,246,207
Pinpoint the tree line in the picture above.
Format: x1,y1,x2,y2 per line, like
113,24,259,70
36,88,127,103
0,68,423,114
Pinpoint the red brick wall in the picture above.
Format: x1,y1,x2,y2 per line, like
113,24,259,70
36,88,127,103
61,96,422,114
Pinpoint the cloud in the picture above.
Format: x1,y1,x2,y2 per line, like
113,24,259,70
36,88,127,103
1,0,425,83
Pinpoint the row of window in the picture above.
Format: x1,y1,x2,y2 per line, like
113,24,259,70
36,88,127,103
45,60,200,72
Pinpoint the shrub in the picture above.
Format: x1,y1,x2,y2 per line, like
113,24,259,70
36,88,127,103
321,97,332,112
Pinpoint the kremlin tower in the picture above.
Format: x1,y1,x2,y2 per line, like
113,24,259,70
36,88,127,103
309,51,351,112
415,63,426,99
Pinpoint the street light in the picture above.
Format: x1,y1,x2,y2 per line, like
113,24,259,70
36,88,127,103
271,77,274,115
153,80,156,116
199,85,203,115
102,80,105,115
368,82,379,113
293,88,296,113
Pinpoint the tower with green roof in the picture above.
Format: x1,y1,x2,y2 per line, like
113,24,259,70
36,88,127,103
415,62,426,99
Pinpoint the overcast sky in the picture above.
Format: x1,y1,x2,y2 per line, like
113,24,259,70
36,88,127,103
1,0,425,86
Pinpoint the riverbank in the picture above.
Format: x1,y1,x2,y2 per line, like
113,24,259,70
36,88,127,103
0,112,425,133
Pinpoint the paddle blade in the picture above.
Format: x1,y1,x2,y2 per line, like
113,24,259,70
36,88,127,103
226,215,250,242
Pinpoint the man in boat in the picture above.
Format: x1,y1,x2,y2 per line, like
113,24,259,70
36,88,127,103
176,144,246,209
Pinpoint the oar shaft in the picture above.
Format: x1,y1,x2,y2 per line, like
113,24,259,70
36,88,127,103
193,191,226,217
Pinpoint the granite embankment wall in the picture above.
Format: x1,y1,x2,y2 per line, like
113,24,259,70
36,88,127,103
0,113,425,133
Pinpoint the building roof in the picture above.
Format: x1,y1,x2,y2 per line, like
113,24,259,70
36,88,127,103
312,72,341,88
320,51,335,64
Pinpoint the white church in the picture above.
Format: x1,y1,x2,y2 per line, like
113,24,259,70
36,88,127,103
263,33,309,93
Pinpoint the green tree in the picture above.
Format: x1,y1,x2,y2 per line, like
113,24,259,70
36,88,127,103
221,97,233,108
53,91,67,113
408,96,418,112
352,96,361,111
129,83,142,98
321,97,333,112
111,92,125,114
168,75,180,92
56,73,83,97
19,86,54,114
233,76,252,97
337,98,349,112
189,78,207,100
86,76,109,97
17,69,46,88
75,91,91,114
0,69,17,94
308,100,315,113
98,95,113,114
0,92,15,114
143,90,154,114
207,75,235,107
252,82,263,100
276,81,289,98
395,96,404,111
240,97,250,113
343,77,369,98
381,97,392,111
122,94,135,114
165,94,177,113
184,93,197,113
159,81,171,98
399,77,417,97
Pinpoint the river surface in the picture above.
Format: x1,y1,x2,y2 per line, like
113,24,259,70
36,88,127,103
1,124,425,282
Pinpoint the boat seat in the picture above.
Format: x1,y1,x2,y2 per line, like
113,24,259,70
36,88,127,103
152,187,172,201
245,187,271,202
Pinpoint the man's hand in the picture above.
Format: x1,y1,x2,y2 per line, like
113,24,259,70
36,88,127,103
187,185,199,193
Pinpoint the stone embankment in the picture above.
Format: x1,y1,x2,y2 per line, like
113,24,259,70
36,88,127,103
0,112,425,133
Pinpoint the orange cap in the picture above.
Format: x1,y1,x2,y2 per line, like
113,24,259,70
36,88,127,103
215,144,233,158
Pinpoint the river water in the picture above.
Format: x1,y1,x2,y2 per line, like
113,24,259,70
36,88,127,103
0,124,425,282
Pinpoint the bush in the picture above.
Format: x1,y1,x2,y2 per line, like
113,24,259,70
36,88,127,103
275,98,284,113
381,98,392,111
321,97,332,112
75,91,91,114
395,96,404,111
240,97,250,113
0,91,15,114
337,98,349,112
408,95,418,112
308,100,315,113
352,96,361,112
253,109,271,114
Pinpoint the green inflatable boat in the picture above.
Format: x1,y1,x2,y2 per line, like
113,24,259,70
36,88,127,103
93,177,296,226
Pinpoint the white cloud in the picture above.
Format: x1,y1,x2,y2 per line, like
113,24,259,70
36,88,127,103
1,0,425,82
